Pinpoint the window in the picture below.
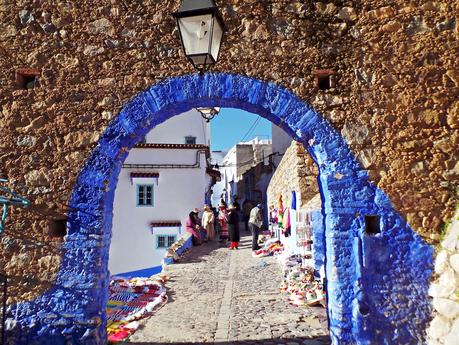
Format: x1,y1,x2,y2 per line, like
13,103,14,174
137,184,154,206
15,68,40,90
49,218,67,237
317,74,331,90
156,235,177,249
313,69,335,91
185,136,196,144
365,215,381,235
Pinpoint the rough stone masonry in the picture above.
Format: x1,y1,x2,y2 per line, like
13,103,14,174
0,0,457,338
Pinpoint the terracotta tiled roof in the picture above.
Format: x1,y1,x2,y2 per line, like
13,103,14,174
135,143,208,149
130,172,160,178
150,221,182,227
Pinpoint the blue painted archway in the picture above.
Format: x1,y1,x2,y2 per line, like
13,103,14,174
8,73,433,345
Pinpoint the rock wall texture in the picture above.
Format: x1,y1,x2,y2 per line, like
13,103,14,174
0,0,456,327
426,208,459,345
267,140,319,208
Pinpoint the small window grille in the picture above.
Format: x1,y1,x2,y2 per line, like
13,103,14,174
137,185,154,206
185,136,196,145
167,235,176,247
156,235,177,248
15,68,40,90
157,235,176,249
49,218,67,237
157,236,166,248
313,69,335,90
365,215,380,235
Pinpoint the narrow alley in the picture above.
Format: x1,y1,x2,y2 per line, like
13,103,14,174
127,235,330,345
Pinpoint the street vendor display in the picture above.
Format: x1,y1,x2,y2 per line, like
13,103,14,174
106,275,169,343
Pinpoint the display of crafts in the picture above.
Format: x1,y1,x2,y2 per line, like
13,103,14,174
252,237,284,257
277,252,326,307
165,236,187,260
106,275,169,343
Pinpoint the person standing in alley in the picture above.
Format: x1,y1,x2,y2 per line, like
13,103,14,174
217,202,229,243
249,203,263,251
202,204,215,241
232,196,240,213
227,203,240,250
193,207,207,242
186,210,202,245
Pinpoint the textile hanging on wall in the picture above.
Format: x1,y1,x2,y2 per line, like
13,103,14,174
291,191,297,210
278,193,284,228
283,207,291,237
296,209,313,248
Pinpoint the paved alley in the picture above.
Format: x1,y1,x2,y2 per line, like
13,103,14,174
127,235,330,345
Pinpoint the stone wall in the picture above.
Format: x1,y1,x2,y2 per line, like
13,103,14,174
0,0,457,310
426,208,459,345
2,63,435,344
267,141,319,208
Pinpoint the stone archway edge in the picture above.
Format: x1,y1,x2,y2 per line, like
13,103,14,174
7,72,433,345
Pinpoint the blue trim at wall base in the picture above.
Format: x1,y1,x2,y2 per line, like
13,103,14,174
112,265,163,278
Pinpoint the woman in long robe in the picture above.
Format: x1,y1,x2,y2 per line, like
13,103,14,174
217,204,229,242
201,205,215,240
185,211,202,245
228,204,240,249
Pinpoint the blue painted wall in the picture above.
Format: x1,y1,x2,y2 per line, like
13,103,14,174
5,73,433,345
311,210,325,272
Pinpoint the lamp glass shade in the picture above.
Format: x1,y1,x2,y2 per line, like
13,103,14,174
178,14,213,57
210,18,224,61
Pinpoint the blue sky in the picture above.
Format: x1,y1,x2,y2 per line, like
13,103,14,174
210,108,272,151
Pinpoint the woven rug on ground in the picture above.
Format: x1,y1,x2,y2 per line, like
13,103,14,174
106,276,168,343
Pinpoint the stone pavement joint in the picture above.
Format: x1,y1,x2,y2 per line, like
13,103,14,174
215,250,236,341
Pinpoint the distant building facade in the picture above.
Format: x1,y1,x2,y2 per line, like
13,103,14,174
271,124,292,167
210,150,227,207
215,137,272,205
109,110,214,277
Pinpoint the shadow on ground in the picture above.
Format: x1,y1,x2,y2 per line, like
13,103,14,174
132,234,331,345
126,335,331,344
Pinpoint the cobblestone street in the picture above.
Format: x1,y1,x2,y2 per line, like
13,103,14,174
127,235,330,344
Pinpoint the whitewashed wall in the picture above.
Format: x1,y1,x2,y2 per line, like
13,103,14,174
109,110,211,276
426,209,459,345
210,150,227,207
219,146,237,204
145,109,210,145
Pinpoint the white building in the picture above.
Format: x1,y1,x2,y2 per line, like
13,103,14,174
210,150,227,207
214,137,272,205
109,109,215,277
271,124,292,167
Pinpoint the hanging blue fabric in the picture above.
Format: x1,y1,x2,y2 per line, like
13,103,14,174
291,190,297,210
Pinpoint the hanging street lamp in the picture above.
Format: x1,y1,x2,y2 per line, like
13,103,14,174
172,0,227,73
196,106,221,122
